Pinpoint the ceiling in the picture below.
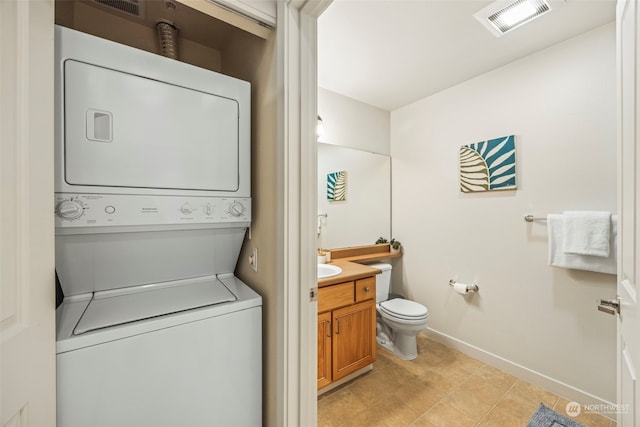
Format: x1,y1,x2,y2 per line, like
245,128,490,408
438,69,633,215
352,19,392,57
318,0,616,111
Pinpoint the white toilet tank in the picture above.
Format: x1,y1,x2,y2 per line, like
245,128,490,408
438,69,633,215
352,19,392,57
368,263,392,303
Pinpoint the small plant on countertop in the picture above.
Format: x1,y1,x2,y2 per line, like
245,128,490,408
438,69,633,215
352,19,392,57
390,238,401,251
375,237,389,244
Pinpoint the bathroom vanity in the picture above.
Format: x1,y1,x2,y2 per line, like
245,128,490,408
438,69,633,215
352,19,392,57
317,244,401,390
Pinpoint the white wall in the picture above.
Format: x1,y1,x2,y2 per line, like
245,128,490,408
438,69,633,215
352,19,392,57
391,24,617,403
318,87,390,155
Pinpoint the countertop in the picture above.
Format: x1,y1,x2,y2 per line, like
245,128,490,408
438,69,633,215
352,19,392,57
317,260,382,288
317,244,401,287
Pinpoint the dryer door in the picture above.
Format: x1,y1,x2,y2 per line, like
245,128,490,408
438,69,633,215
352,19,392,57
63,60,240,192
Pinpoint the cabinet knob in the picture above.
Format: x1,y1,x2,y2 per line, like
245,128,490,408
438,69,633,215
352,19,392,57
364,287,370,292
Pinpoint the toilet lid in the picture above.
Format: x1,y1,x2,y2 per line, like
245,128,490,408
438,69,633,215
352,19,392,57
379,298,428,319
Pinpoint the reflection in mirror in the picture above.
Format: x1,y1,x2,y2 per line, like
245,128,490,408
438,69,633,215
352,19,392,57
317,143,391,249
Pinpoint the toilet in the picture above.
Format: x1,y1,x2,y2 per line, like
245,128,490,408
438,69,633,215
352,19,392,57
370,263,429,360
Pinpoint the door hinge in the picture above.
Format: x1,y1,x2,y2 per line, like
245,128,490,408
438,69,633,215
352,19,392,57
309,287,318,302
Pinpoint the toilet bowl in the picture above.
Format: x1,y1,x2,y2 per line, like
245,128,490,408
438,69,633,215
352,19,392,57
369,263,429,360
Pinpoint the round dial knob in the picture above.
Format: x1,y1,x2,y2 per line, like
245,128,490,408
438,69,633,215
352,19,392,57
180,203,193,214
228,201,245,217
203,203,214,216
56,200,84,220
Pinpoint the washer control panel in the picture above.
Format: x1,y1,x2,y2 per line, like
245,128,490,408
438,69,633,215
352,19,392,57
55,194,251,228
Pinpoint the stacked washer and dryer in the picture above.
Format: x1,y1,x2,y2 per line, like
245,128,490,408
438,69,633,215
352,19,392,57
54,26,261,427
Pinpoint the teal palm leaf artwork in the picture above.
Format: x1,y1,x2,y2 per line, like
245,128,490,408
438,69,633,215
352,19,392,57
459,135,516,193
327,171,347,201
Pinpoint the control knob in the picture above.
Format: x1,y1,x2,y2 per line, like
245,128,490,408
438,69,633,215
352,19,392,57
228,201,245,217
180,203,193,214
56,200,84,220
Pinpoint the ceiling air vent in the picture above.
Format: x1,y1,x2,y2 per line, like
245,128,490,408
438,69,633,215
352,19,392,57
90,0,145,18
474,0,551,37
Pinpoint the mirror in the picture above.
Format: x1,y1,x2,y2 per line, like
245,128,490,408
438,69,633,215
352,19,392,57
317,143,391,249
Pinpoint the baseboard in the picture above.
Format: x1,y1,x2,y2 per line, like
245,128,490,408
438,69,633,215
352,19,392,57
317,364,373,396
423,328,616,419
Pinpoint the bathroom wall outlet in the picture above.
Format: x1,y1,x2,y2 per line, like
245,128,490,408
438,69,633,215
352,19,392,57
248,248,258,272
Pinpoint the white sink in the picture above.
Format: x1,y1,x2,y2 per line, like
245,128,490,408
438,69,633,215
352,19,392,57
318,264,342,279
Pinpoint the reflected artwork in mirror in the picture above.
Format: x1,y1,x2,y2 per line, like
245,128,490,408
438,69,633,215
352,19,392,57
317,143,390,249
327,171,347,201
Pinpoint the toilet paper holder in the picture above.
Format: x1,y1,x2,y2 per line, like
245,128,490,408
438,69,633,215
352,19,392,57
449,279,479,293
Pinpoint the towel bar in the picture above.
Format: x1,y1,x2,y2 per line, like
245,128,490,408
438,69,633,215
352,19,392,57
524,214,547,222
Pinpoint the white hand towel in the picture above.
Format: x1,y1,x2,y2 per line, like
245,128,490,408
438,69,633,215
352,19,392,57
548,214,617,275
562,211,612,257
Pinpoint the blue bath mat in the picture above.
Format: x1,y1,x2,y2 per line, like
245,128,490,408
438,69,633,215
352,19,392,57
527,403,585,427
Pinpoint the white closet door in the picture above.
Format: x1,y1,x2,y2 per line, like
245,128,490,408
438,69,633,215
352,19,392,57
0,0,56,426
616,0,640,425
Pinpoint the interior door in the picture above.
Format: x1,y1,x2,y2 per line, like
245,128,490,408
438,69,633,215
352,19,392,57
616,0,640,424
0,0,56,426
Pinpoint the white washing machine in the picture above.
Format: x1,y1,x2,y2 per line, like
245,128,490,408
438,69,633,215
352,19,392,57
56,272,262,427
54,26,261,426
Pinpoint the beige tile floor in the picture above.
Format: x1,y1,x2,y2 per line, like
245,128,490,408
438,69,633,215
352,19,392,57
318,334,616,427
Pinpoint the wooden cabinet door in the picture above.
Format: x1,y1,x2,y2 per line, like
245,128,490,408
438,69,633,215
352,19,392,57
332,301,376,382
317,312,333,389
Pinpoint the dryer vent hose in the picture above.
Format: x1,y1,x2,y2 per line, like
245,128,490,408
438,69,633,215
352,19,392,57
156,21,179,59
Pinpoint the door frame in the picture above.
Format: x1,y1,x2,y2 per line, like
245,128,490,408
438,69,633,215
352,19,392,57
278,1,331,426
